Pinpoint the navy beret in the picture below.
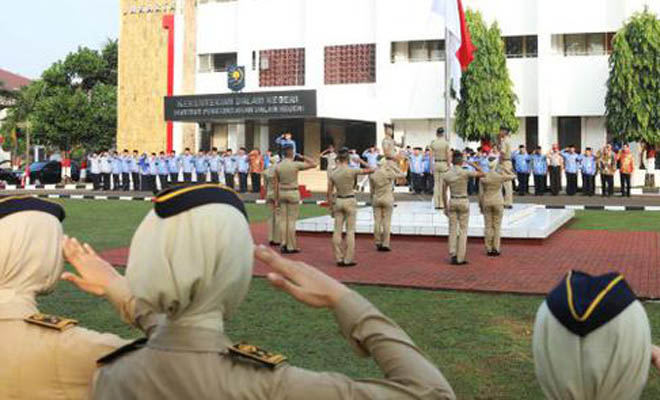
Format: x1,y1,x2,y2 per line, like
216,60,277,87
153,184,248,221
0,196,65,222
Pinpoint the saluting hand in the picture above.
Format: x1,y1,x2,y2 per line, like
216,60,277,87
61,236,122,297
652,345,660,372
255,245,350,309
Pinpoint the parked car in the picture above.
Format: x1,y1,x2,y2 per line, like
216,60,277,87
29,160,80,185
0,160,22,185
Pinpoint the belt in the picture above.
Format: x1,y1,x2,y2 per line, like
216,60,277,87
501,158,511,161
280,187,298,191
337,195,355,199
451,195,468,199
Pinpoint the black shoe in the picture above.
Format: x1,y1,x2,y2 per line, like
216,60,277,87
487,251,495,257
280,247,289,254
269,241,281,247
288,249,301,254
376,244,383,251
454,260,469,265
380,246,391,252
337,261,357,267
450,256,458,265
504,205,513,209
492,251,501,257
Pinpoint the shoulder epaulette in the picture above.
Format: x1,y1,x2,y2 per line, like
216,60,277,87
24,313,77,331
97,337,148,365
229,343,287,369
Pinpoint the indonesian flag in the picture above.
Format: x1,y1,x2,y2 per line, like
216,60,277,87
432,0,476,98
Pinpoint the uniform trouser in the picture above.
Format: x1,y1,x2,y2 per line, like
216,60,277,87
239,173,248,192
251,173,261,193
448,199,470,262
621,173,631,197
183,173,192,183
424,173,433,194
131,173,140,191
170,173,178,184
582,173,595,195
602,174,614,196
122,173,130,191
140,174,150,191
112,174,120,190
433,162,449,209
196,172,207,183
412,173,424,193
566,173,578,195
102,173,111,190
517,173,529,195
267,199,281,244
549,167,561,195
279,190,300,250
534,174,546,195
91,173,100,190
225,173,235,189
159,174,169,191
332,198,357,263
483,204,504,252
210,172,219,183
501,161,514,206
467,178,478,195
373,199,393,248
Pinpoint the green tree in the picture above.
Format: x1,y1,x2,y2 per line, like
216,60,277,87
455,10,519,142
605,9,660,144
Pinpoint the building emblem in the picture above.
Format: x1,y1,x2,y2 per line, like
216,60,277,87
227,65,246,92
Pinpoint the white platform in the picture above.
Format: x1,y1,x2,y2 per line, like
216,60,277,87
296,202,575,239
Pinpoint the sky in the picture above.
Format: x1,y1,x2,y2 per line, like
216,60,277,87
0,0,119,79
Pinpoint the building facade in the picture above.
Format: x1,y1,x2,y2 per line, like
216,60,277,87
118,0,660,160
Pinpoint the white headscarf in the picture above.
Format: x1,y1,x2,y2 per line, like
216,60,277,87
0,211,64,318
533,301,651,400
125,204,253,332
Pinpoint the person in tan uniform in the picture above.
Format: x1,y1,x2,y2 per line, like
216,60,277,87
64,185,456,400
328,148,374,267
274,144,317,254
497,127,514,208
442,151,485,265
430,127,452,209
262,155,281,246
477,157,516,256
0,196,155,400
371,158,406,251
382,123,405,173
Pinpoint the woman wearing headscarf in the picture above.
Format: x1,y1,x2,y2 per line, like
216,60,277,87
64,184,456,399
0,196,153,400
533,270,656,400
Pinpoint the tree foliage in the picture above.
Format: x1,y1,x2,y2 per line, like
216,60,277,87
0,39,118,152
454,10,519,141
605,9,660,144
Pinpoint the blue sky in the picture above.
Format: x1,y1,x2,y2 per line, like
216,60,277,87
0,0,118,79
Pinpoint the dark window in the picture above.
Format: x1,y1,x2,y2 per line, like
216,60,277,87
259,48,305,87
525,117,539,150
505,36,524,58
252,51,256,71
198,53,237,73
558,117,582,150
606,32,616,54
325,44,376,85
525,36,538,57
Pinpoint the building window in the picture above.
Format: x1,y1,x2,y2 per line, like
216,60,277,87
555,33,615,56
325,44,376,85
198,53,237,73
391,40,445,63
259,48,305,87
504,36,537,58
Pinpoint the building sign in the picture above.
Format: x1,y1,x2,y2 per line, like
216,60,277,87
123,2,176,15
164,90,317,121
227,65,245,92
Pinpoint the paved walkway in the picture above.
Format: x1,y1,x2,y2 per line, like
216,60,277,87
100,222,660,299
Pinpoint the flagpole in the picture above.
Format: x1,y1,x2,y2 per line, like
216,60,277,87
444,25,451,142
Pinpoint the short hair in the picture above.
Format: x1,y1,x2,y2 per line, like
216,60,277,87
151,152,156,156
226,148,232,152
436,127,445,135
133,150,138,153
519,145,525,149
384,123,394,130
536,146,542,150
337,147,350,162
452,150,464,164
185,147,190,151
123,149,129,153
586,147,592,151
569,144,576,148
212,147,218,152
159,151,165,155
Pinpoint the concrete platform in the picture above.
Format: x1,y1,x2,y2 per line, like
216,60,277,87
296,202,574,239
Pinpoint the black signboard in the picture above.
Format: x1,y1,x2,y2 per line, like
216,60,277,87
164,90,317,122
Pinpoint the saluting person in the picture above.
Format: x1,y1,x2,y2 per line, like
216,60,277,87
181,148,194,183
167,150,180,184
262,155,281,246
497,127,514,208
274,144,317,254
328,148,374,267
478,157,516,256
430,127,451,209
130,150,141,191
371,158,406,252
121,149,131,191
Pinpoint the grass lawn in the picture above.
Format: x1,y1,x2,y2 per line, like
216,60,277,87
37,200,660,399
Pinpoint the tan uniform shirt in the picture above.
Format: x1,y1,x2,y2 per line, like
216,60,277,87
322,152,337,172
443,166,478,198
430,137,450,163
276,159,307,190
263,166,277,200
479,171,516,207
500,137,512,160
382,137,397,159
548,152,564,168
330,166,360,197
371,168,400,204
0,278,150,400
92,291,455,400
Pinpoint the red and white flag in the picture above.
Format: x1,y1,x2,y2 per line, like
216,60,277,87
432,0,476,97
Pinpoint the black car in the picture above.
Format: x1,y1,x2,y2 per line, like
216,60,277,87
0,160,22,185
29,160,80,185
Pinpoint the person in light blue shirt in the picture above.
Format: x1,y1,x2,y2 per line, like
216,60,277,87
236,148,250,193
263,151,272,169
362,147,380,169
181,148,195,183
512,145,531,195
208,147,222,183
130,150,140,192
275,133,297,159
167,150,180,183
579,147,597,196
423,149,433,194
121,150,131,191
138,153,152,192
223,149,236,189
561,145,580,195
194,151,208,183
111,151,123,191
478,150,491,173
348,150,361,169
157,151,169,190
530,146,548,195
408,148,425,194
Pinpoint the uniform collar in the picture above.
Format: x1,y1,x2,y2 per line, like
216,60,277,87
147,324,233,353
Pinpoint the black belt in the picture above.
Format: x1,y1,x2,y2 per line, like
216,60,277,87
501,158,511,161
337,195,355,199
451,196,468,199
281,188,298,191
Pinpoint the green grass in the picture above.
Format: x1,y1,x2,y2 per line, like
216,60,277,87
569,210,660,232
35,200,660,399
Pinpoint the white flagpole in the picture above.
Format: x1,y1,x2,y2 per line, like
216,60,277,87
444,25,451,142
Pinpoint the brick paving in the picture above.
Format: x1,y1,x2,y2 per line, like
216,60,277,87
100,222,660,299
